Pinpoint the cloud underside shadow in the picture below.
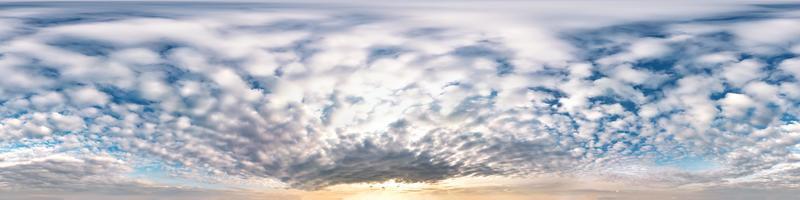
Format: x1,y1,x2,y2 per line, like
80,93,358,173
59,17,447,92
0,1,799,194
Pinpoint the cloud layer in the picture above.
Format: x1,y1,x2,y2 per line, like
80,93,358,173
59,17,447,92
0,1,799,197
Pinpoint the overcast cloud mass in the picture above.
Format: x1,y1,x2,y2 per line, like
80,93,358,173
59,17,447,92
1,1,800,199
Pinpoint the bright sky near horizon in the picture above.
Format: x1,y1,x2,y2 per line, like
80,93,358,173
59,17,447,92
1,1,800,200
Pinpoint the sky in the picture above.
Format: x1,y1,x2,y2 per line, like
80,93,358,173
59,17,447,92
0,1,800,200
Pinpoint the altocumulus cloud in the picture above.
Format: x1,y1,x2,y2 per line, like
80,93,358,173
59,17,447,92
0,0,800,198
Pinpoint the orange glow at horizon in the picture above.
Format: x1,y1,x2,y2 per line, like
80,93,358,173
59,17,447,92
282,176,626,200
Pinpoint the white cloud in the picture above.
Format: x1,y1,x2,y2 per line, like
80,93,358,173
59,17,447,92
1,1,799,197
597,38,671,65
30,92,66,110
48,112,85,131
780,58,800,79
730,19,800,49
697,52,739,64
111,48,161,65
67,87,110,107
610,64,653,85
722,59,764,87
743,81,780,103
719,93,755,119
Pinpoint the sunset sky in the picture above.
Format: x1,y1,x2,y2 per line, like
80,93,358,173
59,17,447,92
1,1,800,199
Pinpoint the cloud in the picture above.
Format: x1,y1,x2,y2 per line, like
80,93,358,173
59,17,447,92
719,93,756,119
730,19,800,49
0,1,799,199
0,148,148,192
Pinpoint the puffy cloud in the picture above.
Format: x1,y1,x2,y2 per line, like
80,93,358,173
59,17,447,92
67,87,110,107
719,93,755,119
0,1,799,198
781,58,800,79
730,19,800,49
722,59,764,87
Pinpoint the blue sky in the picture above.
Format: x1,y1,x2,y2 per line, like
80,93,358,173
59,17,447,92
1,1,800,199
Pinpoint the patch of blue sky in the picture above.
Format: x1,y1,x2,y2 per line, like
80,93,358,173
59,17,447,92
149,42,183,57
254,18,318,32
689,3,800,24
0,138,61,153
46,38,116,57
98,86,157,105
593,134,651,156
243,74,272,92
710,86,744,101
790,146,800,154
449,95,494,118
320,94,339,125
367,45,405,63
762,52,796,69
452,45,503,58
104,143,123,153
588,95,638,113
7,131,115,155
7,60,66,80
690,11,776,24
404,27,449,38
129,160,229,190
0,109,28,118
4,3,173,27
564,23,667,60
495,58,515,76
781,113,798,123
528,86,566,98
655,155,720,172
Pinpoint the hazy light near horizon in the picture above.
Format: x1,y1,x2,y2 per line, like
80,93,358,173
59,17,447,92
0,1,799,200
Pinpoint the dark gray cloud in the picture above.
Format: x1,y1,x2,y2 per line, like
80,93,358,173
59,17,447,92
0,1,799,199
